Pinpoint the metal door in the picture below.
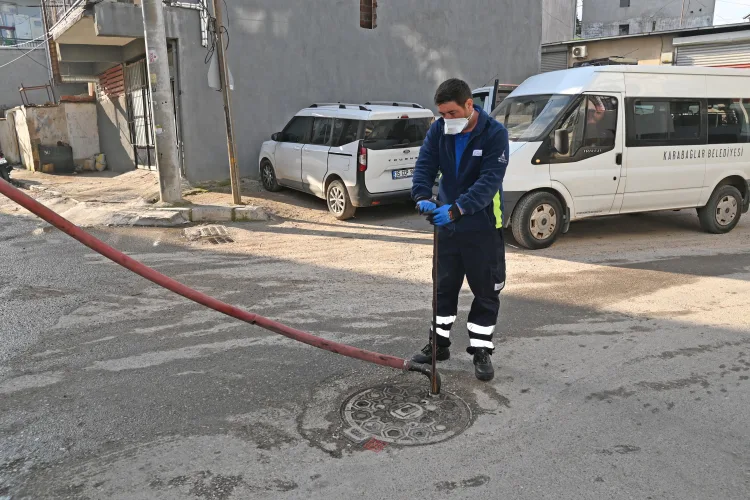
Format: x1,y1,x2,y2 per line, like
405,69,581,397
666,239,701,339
125,59,156,169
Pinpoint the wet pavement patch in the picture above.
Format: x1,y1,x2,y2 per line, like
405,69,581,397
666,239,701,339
340,383,472,446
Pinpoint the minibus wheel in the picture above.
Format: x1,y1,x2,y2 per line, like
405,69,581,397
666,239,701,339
697,184,742,234
512,192,563,250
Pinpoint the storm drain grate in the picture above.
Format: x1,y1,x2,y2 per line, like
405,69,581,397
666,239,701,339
184,225,234,244
341,383,472,446
207,236,234,244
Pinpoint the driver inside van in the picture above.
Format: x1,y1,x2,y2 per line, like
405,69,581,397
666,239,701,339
584,96,615,147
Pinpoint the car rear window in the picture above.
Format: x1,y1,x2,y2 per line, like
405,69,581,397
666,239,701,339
363,118,431,150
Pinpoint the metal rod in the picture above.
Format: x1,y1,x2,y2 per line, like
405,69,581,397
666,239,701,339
212,0,242,205
431,224,439,395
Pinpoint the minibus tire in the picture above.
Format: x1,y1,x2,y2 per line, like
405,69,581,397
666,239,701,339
512,192,563,250
697,184,742,234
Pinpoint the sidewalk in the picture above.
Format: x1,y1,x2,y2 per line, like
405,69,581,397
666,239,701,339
4,169,269,227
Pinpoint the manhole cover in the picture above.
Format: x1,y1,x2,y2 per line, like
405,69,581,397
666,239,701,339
341,384,471,446
184,225,234,244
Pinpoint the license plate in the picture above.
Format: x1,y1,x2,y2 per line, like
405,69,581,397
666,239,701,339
392,168,414,180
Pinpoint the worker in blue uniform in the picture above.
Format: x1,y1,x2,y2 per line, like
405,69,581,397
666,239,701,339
411,78,509,381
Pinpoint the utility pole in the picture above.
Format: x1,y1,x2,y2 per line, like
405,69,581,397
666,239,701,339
211,0,242,205
141,0,182,203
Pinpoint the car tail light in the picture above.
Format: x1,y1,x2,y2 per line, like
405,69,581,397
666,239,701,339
358,143,367,172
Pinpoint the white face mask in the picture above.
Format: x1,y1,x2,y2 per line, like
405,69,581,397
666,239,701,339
443,110,474,135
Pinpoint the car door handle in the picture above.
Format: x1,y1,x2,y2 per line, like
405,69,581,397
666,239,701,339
294,146,302,150
615,153,622,165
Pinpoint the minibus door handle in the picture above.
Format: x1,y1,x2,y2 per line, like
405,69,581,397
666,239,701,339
615,153,622,165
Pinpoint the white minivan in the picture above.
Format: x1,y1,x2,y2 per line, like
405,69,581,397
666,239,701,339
493,65,750,249
472,81,518,114
258,102,434,219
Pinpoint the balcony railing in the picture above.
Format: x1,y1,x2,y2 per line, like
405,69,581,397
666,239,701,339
43,0,138,31
42,0,84,29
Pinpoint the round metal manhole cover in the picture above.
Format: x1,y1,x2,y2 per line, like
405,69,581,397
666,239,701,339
341,384,472,446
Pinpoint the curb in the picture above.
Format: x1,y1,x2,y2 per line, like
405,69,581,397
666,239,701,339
12,180,269,227
148,205,269,225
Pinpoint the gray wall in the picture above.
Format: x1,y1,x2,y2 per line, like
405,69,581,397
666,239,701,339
543,0,576,44
0,0,85,112
0,47,85,113
96,95,135,173
166,0,542,183
0,47,51,112
582,0,715,38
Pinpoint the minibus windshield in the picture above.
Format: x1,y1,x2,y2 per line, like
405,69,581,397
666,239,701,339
491,94,574,142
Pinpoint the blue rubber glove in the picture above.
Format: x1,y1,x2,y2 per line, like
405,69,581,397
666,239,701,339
416,200,437,214
430,204,452,226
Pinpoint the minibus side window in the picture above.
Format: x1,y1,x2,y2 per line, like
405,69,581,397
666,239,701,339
550,95,618,161
583,96,618,149
628,99,702,146
707,99,750,145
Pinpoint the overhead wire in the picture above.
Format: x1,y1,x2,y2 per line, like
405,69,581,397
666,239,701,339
203,0,230,65
0,33,51,70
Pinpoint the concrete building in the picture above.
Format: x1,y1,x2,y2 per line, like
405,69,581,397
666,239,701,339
0,0,84,113
543,0,577,44
40,0,543,185
582,0,715,39
541,22,750,71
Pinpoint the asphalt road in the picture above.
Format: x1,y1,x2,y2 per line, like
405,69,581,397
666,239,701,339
1,199,749,500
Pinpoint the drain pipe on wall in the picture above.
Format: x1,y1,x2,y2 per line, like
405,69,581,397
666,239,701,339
0,179,441,393
59,75,100,83
167,1,209,47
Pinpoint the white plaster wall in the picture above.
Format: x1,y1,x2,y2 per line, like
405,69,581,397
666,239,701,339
0,116,20,164
63,102,100,164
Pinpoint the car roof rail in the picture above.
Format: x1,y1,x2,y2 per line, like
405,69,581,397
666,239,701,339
309,103,371,111
364,101,424,109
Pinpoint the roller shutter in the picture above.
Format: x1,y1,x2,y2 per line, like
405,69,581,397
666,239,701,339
541,51,568,72
676,42,750,67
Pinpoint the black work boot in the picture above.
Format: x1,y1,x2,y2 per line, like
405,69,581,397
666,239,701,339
473,348,494,381
411,343,450,364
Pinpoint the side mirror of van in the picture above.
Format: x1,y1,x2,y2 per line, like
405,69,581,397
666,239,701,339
554,129,569,155
271,132,281,142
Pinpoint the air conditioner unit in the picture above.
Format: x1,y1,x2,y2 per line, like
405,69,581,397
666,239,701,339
572,46,588,58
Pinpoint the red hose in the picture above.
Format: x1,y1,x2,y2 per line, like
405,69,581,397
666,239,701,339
0,178,418,374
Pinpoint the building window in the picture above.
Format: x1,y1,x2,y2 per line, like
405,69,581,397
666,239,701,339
620,0,630,7
619,24,630,35
0,3,44,44
360,0,377,29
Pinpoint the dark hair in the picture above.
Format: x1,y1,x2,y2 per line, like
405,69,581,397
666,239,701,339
434,79,472,106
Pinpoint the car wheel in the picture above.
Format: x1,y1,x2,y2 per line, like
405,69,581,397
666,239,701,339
260,160,281,192
326,180,356,220
511,191,563,250
0,166,9,183
697,184,742,234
